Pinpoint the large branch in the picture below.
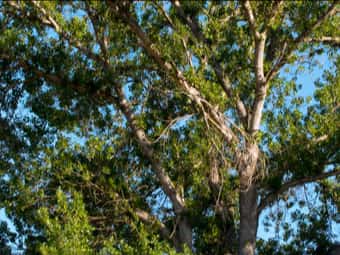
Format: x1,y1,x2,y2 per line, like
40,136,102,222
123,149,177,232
242,1,337,137
242,1,268,134
113,86,186,214
5,57,175,241
108,2,237,144
7,2,187,215
172,0,248,125
258,168,340,212
242,0,260,40
249,34,266,134
11,57,187,214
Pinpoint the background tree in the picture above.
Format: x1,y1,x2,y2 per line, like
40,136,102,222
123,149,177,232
0,1,339,255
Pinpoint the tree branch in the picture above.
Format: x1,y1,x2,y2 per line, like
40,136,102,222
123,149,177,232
0,52,119,107
303,36,340,46
153,2,194,68
7,2,188,216
249,34,267,134
266,1,284,30
84,2,110,63
152,114,194,144
135,209,173,242
171,0,248,126
6,1,104,64
242,1,268,134
266,2,338,83
112,83,188,215
109,2,237,144
258,168,340,212
242,0,260,40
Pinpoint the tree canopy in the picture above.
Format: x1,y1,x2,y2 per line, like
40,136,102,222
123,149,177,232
0,1,339,255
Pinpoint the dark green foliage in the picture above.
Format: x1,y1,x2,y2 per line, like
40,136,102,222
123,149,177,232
0,1,339,254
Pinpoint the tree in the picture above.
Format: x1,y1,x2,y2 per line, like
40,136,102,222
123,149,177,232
0,1,339,255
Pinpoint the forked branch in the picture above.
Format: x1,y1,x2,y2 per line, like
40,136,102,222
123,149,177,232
8,0,187,216
109,1,238,144
172,0,248,125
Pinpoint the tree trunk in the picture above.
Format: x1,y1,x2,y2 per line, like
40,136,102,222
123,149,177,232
239,184,258,255
177,216,192,251
237,143,260,255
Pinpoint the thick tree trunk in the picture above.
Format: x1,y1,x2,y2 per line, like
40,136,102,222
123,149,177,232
239,184,258,255
237,143,260,255
177,217,192,251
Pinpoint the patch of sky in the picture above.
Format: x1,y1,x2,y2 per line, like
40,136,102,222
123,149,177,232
282,51,333,114
258,182,339,244
257,51,339,243
62,2,87,21
261,50,335,145
0,208,18,249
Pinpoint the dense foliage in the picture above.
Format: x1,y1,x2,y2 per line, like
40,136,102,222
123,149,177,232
0,1,339,255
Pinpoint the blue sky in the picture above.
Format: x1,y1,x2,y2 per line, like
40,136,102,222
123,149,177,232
257,51,340,242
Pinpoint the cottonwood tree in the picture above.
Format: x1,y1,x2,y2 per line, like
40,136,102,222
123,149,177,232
0,1,339,255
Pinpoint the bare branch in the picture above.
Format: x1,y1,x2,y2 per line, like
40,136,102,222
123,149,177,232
241,1,266,83
257,2,337,137
7,1,20,9
258,168,340,212
331,103,340,112
242,1,268,134
312,134,328,143
154,2,176,28
152,114,194,144
172,0,205,41
248,35,267,134
31,0,61,31
114,86,186,214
